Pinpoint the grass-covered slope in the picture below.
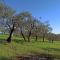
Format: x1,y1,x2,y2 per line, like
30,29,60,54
0,34,60,60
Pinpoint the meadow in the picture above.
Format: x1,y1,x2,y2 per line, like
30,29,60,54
0,34,60,60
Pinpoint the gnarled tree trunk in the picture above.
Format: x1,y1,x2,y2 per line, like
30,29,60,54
27,24,34,42
20,27,26,42
43,33,45,42
7,25,14,43
28,30,31,42
35,35,38,41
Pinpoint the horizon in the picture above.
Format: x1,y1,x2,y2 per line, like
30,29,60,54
1,0,60,34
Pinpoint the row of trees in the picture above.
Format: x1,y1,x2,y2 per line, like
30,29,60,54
0,2,58,43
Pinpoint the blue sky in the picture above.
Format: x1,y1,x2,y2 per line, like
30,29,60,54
2,0,60,34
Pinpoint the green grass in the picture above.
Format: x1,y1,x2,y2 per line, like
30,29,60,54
0,34,60,59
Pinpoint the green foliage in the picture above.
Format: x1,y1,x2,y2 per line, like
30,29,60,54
0,2,15,18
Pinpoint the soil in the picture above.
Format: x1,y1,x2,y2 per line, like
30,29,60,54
9,54,60,60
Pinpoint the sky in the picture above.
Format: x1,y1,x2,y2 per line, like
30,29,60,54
1,0,60,34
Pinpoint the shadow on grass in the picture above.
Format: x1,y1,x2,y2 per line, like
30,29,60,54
0,38,25,44
41,48,60,59
50,48,60,51
0,39,6,44
0,53,60,60
9,53,55,60
13,39,25,44
42,48,60,52
0,57,9,60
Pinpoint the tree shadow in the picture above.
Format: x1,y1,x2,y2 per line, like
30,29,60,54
0,39,6,44
41,48,60,59
0,38,26,44
13,39,25,44
0,57,9,60
42,48,60,52
0,53,59,60
10,53,55,60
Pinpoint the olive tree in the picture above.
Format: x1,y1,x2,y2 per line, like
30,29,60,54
0,2,16,43
16,12,32,42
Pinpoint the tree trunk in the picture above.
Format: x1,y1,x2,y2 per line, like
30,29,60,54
7,33,12,43
27,24,34,42
20,27,26,41
52,39,53,43
35,35,38,41
28,30,31,42
21,30,26,42
7,25,14,43
43,34,45,42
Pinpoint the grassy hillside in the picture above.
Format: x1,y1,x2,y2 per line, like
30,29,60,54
0,34,60,60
